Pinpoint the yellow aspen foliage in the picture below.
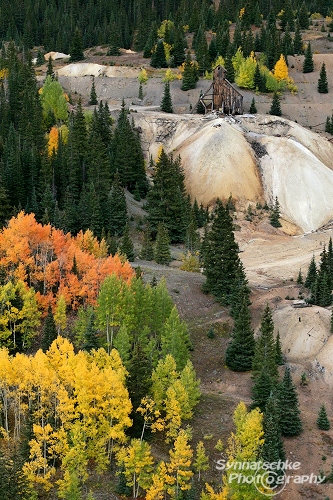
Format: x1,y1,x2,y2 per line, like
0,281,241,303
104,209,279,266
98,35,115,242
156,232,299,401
137,396,163,440
163,68,176,82
47,126,59,156
164,386,182,441
235,53,257,89
212,55,225,69
239,7,245,18
59,124,69,144
0,68,8,80
167,429,193,499
146,461,174,500
138,68,148,84
117,438,154,498
194,441,209,481
201,483,228,500
274,54,289,81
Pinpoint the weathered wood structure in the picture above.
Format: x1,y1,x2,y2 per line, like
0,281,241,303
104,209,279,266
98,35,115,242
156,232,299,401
199,65,243,115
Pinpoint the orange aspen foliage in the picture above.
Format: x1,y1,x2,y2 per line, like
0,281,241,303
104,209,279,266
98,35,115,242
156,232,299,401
0,212,135,312
47,126,59,156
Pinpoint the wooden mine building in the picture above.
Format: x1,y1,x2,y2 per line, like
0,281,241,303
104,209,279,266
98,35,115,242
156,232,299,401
199,65,243,115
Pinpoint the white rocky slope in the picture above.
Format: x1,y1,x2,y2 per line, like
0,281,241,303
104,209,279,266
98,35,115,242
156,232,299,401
133,111,333,233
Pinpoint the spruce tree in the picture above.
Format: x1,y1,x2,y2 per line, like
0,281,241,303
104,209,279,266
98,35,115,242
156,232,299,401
140,224,154,260
161,82,173,113
304,255,317,289
297,268,303,285
46,56,55,79
293,21,303,55
261,392,286,468
303,43,314,73
298,2,310,30
42,304,57,352
154,222,172,265
89,76,98,105
70,26,84,62
269,92,282,116
150,39,168,68
270,196,282,227
275,331,284,365
225,288,255,371
107,21,121,56
181,51,197,91
249,97,257,114
224,46,235,83
146,149,189,243
317,404,330,430
120,224,135,261
82,310,99,352
252,303,279,380
251,368,274,411
107,172,128,236
318,63,329,93
278,366,302,436
202,199,242,305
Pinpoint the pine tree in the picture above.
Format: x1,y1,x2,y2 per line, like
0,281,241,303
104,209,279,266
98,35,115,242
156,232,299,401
304,255,317,289
275,331,284,365
317,404,330,430
202,199,242,305
160,82,173,113
318,63,329,93
252,303,279,380
249,97,257,113
298,2,310,30
181,51,197,91
270,196,282,227
278,366,302,436
42,304,57,352
150,40,168,68
303,43,314,73
261,393,286,485
89,76,98,105
70,26,84,62
154,222,172,265
146,149,189,243
46,56,55,79
120,224,135,261
269,92,282,116
140,224,154,260
225,288,255,371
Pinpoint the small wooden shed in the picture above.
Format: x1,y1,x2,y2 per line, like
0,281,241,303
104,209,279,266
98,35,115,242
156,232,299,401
199,65,243,115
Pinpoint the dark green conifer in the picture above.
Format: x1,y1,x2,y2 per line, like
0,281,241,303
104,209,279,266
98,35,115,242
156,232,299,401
304,255,317,289
82,310,99,352
261,393,286,485
298,2,310,30
107,21,121,56
297,269,303,285
181,51,197,91
196,92,206,114
249,98,257,114
154,223,172,265
160,82,173,113
70,26,84,62
303,43,314,73
108,172,128,236
42,304,57,352
317,404,330,430
46,56,55,79
275,331,284,365
293,21,303,55
325,116,332,133
140,224,154,260
251,369,274,411
270,196,282,227
225,288,255,371
202,199,242,305
36,49,45,66
89,76,98,105
252,303,279,380
150,40,168,68
278,366,302,436
224,46,235,83
269,93,282,116
318,63,329,93
120,224,135,261
172,27,186,66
